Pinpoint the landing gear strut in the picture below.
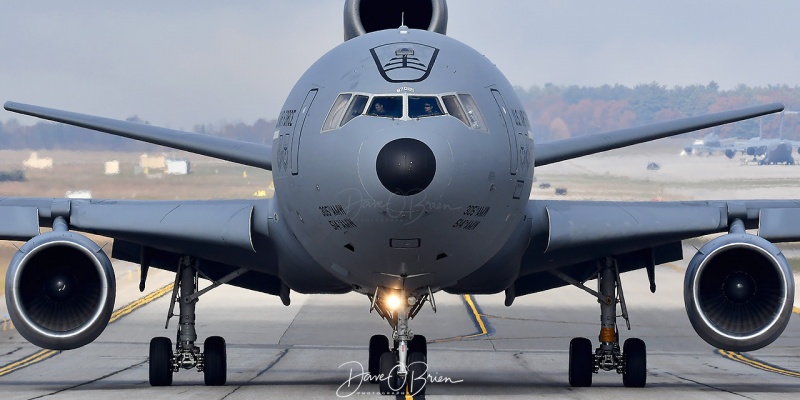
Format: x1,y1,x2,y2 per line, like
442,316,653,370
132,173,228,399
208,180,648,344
368,287,434,397
148,256,227,386
560,258,647,387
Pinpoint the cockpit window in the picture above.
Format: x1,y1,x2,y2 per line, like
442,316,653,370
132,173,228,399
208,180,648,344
322,93,352,131
458,94,487,131
442,94,487,132
341,95,368,126
409,96,444,118
322,92,487,132
442,95,468,126
367,96,403,118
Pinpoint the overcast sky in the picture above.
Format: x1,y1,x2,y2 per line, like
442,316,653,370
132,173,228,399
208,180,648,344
2,1,799,129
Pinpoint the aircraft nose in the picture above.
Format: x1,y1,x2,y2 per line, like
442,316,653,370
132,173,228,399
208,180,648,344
376,138,436,196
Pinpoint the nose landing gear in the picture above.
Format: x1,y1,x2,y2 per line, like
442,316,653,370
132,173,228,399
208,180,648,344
367,287,434,397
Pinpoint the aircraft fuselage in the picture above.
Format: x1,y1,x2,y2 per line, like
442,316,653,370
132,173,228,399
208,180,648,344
272,28,533,294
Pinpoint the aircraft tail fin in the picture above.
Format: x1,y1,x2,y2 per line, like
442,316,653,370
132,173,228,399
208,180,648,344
4,102,273,170
534,103,784,167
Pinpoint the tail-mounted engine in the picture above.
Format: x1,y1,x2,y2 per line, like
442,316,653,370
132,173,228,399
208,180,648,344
5,231,116,350
344,0,448,41
684,233,794,351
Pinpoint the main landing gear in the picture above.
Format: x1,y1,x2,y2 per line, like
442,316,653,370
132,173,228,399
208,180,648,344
367,287,436,397
148,256,229,386
557,258,647,387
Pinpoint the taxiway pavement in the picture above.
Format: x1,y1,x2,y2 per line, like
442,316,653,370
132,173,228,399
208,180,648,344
2,254,800,399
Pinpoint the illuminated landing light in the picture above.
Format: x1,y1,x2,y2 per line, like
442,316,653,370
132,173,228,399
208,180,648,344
385,294,402,310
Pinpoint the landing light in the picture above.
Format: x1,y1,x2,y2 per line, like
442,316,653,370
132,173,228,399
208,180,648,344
385,294,402,310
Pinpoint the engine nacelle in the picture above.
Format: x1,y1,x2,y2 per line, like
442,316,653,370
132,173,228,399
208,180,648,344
344,0,448,41
747,145,767,156
724,149,736,159
684,233,794,351
5,231,116,350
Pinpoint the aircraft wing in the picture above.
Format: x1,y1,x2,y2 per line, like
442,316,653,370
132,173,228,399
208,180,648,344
0,197,289,297
534,103,784,166
3,102,273,170
0,197,264,247
512,199,800,297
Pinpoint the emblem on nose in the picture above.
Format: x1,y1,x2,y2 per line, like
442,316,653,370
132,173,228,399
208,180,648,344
376,138,436,196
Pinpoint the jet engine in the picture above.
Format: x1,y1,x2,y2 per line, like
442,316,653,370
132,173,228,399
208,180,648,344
724,149,736,159
344,0,448,41
747,146,767,156
5,231,116,350
684,233,794,351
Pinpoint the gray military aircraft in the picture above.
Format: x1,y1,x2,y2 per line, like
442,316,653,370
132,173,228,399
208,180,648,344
725,137,799,164
704,112,800,164
2,0,797,395
682,131,725,156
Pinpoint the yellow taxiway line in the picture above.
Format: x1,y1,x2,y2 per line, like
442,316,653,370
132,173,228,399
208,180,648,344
0,282,174,377
0,349,59,377
429,294,490,343
409,295,490,399
717,349,800,378
464,294,489,337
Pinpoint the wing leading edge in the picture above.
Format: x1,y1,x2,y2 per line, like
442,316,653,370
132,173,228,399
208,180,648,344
4,102,273,170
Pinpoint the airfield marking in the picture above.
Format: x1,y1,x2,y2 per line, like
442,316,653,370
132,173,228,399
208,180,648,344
717,349,800,378
663,262,684,273
0,282,174,377
109,283,175,323
0,349,59,377
430,295,493,343
4,287,797,378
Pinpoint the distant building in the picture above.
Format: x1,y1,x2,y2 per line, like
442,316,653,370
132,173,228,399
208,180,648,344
165,159,190,175
23,152,53,170
138,154,190,175
66,190,92,199
105,160,120,175
139,154,166,170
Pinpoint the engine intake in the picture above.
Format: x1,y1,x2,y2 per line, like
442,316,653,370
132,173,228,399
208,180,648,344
344,0,448,41
684,233,794,351
5,231,116,350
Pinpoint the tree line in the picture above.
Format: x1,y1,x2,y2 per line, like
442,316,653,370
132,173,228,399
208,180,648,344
2,83,799,149
0,115,278,151
518,82,800,142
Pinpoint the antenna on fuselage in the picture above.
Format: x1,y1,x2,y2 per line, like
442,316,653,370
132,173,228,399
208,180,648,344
399,11,409,34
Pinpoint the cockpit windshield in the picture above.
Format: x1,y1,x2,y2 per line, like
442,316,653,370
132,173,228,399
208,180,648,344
457,94,486,131
341,95,368,126
408,96,444,118
442,95,467,125
367,96,403,118
322,93,352,131
322,92,487,132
